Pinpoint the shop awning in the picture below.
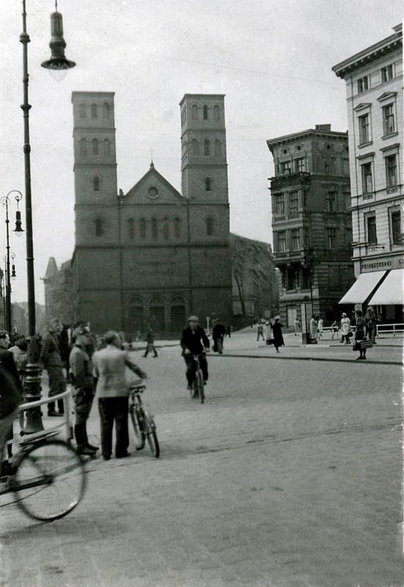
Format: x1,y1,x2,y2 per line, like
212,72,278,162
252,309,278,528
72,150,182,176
368,268,404,306
338,270,387,304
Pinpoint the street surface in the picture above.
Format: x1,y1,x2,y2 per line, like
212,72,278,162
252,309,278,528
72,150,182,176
1,330,403,586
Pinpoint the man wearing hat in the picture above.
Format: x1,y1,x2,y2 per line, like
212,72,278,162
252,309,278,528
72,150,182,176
69,327,98,456
180,316,210,390
40,320,66,416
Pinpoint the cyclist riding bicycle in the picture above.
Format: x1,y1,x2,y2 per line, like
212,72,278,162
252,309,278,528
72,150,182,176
180,316,210,390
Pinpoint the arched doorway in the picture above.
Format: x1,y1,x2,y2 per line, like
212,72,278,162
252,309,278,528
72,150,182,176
149,297,165,332
170,297,186,333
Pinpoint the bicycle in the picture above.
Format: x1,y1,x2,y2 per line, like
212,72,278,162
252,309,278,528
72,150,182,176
129,381,160,458
189,354,205,404
0,390,86,522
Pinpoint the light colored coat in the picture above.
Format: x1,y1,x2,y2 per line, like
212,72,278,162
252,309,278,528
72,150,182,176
92,345,145,398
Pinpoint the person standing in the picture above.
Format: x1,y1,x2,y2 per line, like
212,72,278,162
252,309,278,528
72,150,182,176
331,320,339,340
143,330,158,358
69,327,98,456
93,331,147,461
317,317,323,339
309,315,318,343
294,318,301,336
354,310,368,360
272,317,284,353
365,306,376,344
212,320,226,354
257,322,264,341
40,321,66,416
340,313,351,344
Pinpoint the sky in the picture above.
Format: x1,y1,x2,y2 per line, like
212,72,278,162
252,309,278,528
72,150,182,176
0,0,403,303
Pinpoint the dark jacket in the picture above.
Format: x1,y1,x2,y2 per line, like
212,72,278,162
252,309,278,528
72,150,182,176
69,344,94,390
40,333,63,368
180,326,210,356
212,323,226,339
0,350,23,418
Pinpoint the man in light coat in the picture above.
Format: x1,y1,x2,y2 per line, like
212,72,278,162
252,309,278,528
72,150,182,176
93,331,147,461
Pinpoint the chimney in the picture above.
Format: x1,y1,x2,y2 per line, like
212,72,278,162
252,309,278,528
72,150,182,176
315,124,331,132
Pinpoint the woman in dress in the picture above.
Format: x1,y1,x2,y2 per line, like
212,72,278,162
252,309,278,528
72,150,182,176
272,317,285,353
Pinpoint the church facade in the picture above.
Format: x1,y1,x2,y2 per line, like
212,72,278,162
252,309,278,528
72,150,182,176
70,92,233,336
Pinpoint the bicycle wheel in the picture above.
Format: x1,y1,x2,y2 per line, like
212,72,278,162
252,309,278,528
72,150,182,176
144,415,160,458
196,369,204,404
191,377,199,399
130,406,145,450
13,439,86,522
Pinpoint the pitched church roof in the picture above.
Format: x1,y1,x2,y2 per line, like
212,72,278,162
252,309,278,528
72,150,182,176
124,162,184,202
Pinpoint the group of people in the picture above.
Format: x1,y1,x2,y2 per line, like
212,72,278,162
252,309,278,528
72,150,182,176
256,317,285,352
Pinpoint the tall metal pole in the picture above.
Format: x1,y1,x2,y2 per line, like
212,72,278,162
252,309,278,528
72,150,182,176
4,199,11,333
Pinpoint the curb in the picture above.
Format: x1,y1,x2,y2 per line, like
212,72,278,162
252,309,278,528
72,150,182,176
209,353,403,367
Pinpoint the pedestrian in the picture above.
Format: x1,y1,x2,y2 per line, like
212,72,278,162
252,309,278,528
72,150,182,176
257,322,264,341
340,313,351,344
354,310,368,360
265,319,272,345
69,327,99,456
272,317,284,353
225,325,231,338
93,330,147,461
309,315,318,343
365,306,377,344
331,320,339,340
58,323,72,380
40,320,66,416
294,318,301,336
317,317,323,339
143,330,158,358
212,319,226,353
8,335,28,381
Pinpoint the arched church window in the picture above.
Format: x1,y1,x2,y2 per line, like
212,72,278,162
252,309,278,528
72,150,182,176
203,105,208,120
102,103,110,118
214,140,222,157
128,218,135,240
94,218,104,236
174,217,181,238
91,104,98,118
80,138,87,156
206,216,215,236
151,217,158,241
162,217,169,240
93,176,101,191
92,138,99,155
104,139,111,155
192,139,199,156
140,218,146,239
191,105,198,120
213,105,220,120
205,177,212,191
204,139,210,156
79,104,86,118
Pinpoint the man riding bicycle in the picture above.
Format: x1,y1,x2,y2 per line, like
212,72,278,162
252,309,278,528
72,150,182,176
180,316,210,390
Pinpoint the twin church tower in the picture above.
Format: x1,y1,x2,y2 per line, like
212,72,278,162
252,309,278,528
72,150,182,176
71,92,232,335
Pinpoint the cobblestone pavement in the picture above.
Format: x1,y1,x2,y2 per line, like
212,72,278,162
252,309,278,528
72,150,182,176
1,332,403,586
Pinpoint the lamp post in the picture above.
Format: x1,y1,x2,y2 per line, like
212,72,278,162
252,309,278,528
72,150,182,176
19,0,75,433
1,191,23,334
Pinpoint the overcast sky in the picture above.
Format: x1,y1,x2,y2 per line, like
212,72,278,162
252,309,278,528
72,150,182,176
0,0,403,304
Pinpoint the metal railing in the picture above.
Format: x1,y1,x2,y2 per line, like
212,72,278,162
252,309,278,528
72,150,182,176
376,323,404,337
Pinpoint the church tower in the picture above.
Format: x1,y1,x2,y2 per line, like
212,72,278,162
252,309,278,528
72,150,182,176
179,94,232,319
71,92,122,330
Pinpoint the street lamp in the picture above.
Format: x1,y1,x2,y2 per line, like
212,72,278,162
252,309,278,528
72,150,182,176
1,191,23,334
19,0,75,433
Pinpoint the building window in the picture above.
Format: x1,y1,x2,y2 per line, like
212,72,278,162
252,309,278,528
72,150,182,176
361,162,373,194
92,138,99,155
80,138,87,156
151,217,158,240
326,227,337,249
128,218,135,240
206,217,215,236
274,194,285,214
174,217,181,238
93,176,101,191
91,103,97,118
327,191,337,212
358,114,370,144
294,158,305,172
79,104,86,118
357,75,369,93
94,218,104,236
367,215,377,244
205,177,211,191
276,231,287,253
162,217,169,240
291,229,301,250
104,138,111,155
213,105,220,120
140,218,146,239
385,154,398,188
203,105,208,120
289,192,298,216
214,140,222,157
391,210,401,244
280,161,291,174
192,139,199,156
381,64,394,82
191,105,198,120
204,139,210,156
382,104,395,136
103,103,110,118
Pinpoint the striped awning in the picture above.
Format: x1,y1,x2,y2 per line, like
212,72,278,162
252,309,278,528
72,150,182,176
338,270,387,304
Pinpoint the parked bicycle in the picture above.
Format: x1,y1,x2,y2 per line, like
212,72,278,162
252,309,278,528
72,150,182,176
129,381,160,458
0,390,86,522
189,354,205,404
